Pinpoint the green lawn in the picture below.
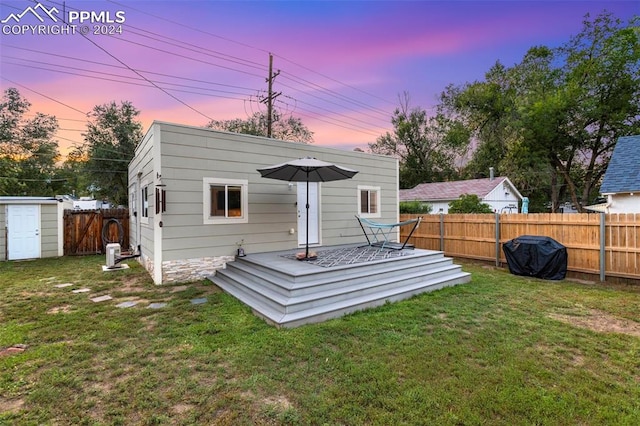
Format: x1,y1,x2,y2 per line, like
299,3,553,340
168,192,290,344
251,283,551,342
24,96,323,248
1,255,639,425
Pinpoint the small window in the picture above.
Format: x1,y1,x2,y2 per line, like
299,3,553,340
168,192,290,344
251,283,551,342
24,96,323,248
141,184,149,224
358,185,381,218
204,178,248,224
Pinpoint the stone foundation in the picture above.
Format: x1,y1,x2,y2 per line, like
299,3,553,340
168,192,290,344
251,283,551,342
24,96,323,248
161,255,235,284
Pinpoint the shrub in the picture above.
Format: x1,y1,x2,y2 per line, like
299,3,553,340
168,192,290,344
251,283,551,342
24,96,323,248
448,194,493,214
400,200,432,214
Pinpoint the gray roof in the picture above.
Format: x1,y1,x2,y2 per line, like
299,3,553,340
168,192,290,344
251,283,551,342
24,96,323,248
399,177,522,202
600,135,640,194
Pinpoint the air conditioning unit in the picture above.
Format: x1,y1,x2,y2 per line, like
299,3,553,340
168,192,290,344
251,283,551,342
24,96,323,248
106,243,121,268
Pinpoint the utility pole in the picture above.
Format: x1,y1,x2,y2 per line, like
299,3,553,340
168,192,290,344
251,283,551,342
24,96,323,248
261,53,281,138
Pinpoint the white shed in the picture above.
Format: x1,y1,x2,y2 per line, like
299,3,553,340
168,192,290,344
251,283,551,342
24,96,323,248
0,196,68,260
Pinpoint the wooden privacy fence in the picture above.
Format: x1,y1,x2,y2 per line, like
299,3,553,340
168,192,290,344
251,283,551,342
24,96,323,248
400,213,640,282
64,209,129,256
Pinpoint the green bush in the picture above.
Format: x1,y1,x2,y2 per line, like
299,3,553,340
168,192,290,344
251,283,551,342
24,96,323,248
448,194,493,213
400,200,432,214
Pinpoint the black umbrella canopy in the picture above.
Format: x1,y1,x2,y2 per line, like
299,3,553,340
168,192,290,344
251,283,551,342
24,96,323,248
257,157,358,260
257,157,358,182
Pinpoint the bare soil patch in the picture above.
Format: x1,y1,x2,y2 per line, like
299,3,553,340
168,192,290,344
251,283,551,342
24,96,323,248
118,274,152,293
47,305,72,314
549,309,640,337
262,395,292,411
0,397,24,414
172,403,194,415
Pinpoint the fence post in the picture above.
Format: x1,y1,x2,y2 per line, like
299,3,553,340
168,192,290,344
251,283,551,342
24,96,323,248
495,213,501,267
600,212,606,282
439,213,444,252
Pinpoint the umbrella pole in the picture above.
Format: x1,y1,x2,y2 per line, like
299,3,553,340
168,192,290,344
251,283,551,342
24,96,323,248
305,174,310,259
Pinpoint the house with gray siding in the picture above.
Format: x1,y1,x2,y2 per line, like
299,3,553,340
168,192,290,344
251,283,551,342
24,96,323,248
128,121,399,285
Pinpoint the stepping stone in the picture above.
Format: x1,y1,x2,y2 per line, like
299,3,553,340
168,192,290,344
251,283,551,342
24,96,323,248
0,344,28,357
72,288,91,294
116,301,139,308
91,295,113,303
170,285,188,293
148,302,167,309
54,283,74,288
190,298,207,305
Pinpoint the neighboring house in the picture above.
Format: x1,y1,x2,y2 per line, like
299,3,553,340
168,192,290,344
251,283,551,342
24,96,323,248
400,172,523,214
128,121,398,285
73,197,110,210
0,196,70,261
591,135,640,214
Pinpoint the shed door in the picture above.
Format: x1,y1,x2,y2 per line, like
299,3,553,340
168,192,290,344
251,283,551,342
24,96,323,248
7,204,41,260
297,182,320,247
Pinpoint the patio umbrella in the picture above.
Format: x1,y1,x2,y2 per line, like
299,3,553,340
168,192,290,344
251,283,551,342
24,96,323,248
257,157,358,260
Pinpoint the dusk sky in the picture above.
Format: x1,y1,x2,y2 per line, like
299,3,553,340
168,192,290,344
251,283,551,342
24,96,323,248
1,1,638,158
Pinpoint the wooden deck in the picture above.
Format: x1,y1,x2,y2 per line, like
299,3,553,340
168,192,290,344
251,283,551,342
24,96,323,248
209,244,471,328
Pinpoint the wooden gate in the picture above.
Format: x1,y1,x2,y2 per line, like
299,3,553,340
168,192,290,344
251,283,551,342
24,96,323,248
64,209,130,256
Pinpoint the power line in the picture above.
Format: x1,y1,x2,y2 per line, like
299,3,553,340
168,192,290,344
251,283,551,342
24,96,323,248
276,54,396,108
121,25,266,73
3,44,259,92
1,77,88,116
9,0,393,141
101,31,265,80
101,1,394,126
275,99,381,138
3,58,256,98
106,0,270,55
72,30,215,122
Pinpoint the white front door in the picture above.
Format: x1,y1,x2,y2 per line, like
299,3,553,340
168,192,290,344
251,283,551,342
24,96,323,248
7,205,41,260
297,182,319,247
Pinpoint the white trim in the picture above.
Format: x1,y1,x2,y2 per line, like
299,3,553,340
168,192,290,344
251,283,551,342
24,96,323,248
357,185,381,218
140,181,150,225
203,178,249,224
57,200,64,256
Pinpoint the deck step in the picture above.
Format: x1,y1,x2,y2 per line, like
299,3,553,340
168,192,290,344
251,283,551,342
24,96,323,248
210,246,471,327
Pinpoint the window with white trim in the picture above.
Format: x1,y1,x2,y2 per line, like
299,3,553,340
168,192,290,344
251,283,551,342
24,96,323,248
358,185,381,218
203,178,249,224
141,184,149,224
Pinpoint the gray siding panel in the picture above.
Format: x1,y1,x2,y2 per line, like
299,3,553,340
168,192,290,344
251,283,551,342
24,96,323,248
40,204,58,257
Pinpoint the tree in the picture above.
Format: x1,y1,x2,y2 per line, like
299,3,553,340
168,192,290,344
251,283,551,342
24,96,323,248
439,62,518,181
57,149,91,198
551,12,640,211
448,194,493,214
0,88,59,196
206,110,313,143
369,94,469,188
438,12,639,212
80,101,143,206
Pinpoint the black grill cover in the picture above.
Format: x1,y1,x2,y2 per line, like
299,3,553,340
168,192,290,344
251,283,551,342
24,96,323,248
503,235,567,280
